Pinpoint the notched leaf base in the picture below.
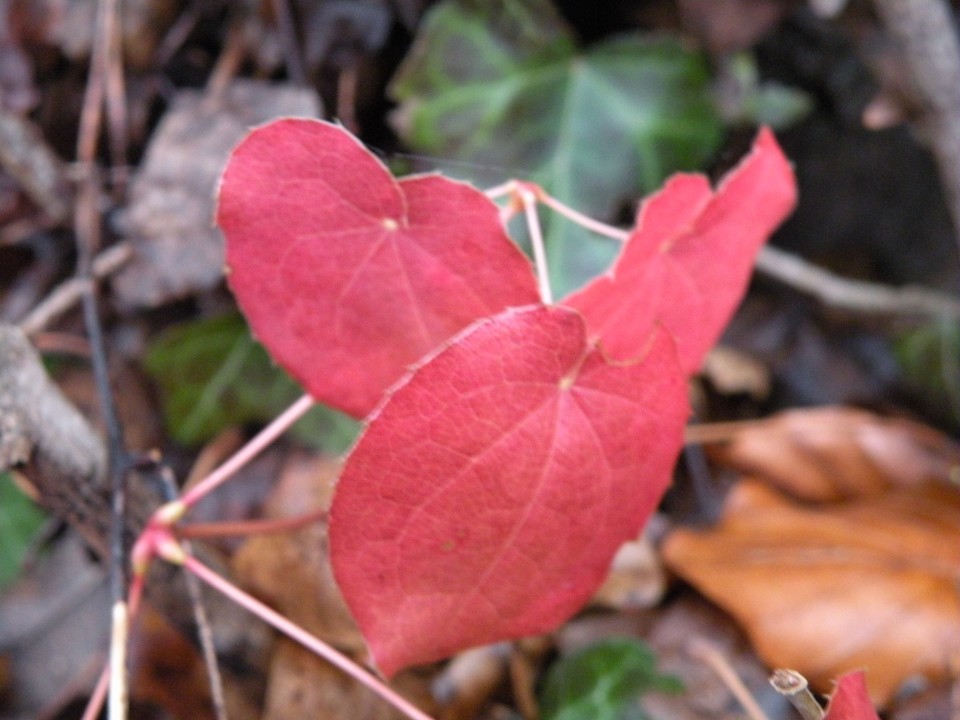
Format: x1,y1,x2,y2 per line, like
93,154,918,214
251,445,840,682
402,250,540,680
330,305,688,676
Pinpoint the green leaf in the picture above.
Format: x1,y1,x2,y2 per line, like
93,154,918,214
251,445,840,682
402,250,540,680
896,318,960,429
389,0,724,295
540,639,683,720
719,53,813,129
144,313,359,451
0,472,46,589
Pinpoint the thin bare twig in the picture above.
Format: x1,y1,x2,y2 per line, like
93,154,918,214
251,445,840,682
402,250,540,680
77,185,131,720
103,0,128,193
498,182,960,320
76,1,131,715
151,465,228,720
206,21,246,101
73,173,130,602
17,242,133,335
272,0,308,85
81,570,147,720
769,669,825,720
182,552,228,720
755,245,960,319
181,553,437,720
687,638,770,720
336,63,360,135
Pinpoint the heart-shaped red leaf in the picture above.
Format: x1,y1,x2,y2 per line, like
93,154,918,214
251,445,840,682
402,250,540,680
824,672,881,720
562,127,797,373
329,305,688,676
218,119,540,417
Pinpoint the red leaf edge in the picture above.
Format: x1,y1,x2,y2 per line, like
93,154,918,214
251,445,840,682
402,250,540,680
218,118,539,417
562,126,797,374
824,671,882,720
329,304,689,676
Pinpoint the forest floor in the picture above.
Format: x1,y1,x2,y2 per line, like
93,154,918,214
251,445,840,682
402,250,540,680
1,1,959,719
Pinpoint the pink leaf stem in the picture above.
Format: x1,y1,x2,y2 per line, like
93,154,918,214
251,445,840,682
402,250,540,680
182,554,437,720
179,394,315,508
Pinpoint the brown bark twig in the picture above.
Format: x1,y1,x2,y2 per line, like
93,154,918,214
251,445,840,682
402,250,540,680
103,0,128,193
0,324,109,552
0,330,202,632
871,0,960,249
769,669,825,720
17,242,133,336
755,246,960,319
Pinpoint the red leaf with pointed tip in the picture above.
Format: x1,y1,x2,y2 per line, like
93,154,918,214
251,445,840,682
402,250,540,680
329,305,688,676
824,672,881,720
218,119,539,417
562,127,797,374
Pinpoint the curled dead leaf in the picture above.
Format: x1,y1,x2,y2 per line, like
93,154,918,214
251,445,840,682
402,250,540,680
662,480,960,705
705,406,960,502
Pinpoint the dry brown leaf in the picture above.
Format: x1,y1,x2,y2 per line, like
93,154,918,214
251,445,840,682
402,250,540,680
263,638,436,720
231,452,363,651
706,406,960,502
113,80,319,309
662,480,960,705
129,604,259,720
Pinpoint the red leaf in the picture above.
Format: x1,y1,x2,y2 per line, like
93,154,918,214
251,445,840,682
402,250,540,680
824,672,882,720
218,119,539,417
329,305,688,676
562,127,797,374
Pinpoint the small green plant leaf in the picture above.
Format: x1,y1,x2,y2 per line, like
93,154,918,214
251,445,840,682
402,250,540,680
896,319,960,429
720,52,813,129
145,313,359,450
0,472,46,589
540,638,683,720
390,0,723,295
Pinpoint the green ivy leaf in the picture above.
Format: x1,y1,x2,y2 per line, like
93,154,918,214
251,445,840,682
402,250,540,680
0,472,46,589
540,639,683,720
145,313,359,451
896,318,960,429
389,0,723,295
